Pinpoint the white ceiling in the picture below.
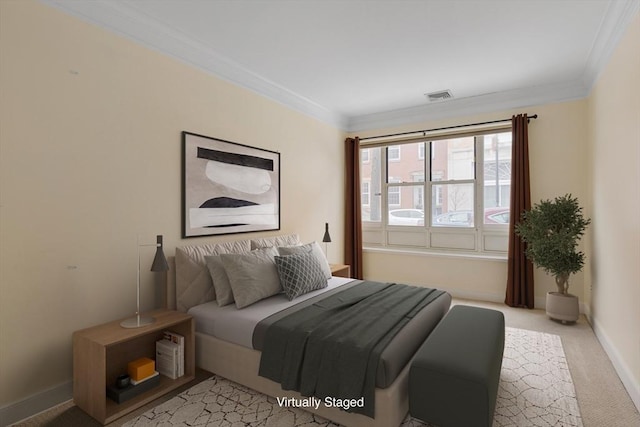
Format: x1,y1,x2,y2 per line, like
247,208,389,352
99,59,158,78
43,0,639,131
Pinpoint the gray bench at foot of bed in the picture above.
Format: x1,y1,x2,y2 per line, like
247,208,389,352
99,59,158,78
409,305,505,427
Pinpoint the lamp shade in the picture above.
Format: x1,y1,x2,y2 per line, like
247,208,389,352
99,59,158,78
151,235,169,272
322,223,332,243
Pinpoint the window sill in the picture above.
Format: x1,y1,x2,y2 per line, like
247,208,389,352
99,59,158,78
363,245,508,262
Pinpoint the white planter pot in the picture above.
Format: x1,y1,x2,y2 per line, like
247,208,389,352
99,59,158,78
546,292,579,323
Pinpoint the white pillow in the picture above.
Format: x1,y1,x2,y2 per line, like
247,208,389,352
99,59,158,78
277,241,332,280
220,246,281,309
204,255,234,306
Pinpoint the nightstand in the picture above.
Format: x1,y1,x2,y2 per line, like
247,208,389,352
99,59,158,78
330,263,351,278
73,309,195,424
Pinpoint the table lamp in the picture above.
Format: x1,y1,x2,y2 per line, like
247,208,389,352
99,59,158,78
322,222,332,258
121,235,169,328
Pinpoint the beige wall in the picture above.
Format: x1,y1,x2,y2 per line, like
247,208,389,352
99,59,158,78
2,0,638,417
0,1,345,407
357,99,590,306
586,12,640,407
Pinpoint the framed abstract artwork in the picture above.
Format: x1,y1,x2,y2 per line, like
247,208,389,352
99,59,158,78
182,132,280,238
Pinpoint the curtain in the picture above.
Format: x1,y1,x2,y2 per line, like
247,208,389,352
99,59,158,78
345,137,363,279
505,114,535,308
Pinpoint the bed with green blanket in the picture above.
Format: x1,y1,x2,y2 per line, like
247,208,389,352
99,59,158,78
175,234,451,427
257,280,446,418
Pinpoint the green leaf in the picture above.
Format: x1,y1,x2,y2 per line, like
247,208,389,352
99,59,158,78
515,194,590,280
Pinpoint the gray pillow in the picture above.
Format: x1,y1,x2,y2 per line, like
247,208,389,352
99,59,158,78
220,246,281,309
278,241,332,279
204,255,234,307
275,253,328,300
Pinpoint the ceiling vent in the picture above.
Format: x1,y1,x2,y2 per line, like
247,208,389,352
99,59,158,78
425,90,453,102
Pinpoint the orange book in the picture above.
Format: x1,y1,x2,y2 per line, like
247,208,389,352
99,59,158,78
127,357,155,382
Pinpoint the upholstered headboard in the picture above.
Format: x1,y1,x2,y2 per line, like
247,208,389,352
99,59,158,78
174,234,301,312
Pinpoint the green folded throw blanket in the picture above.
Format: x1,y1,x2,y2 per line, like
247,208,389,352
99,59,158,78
259,281,444,417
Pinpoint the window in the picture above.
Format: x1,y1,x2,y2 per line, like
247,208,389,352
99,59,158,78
361,147,382,223
362,181,370,205
387,145,400,161
387,179,401,206
361,149,370,163
386,142,424,225
360,130,512,253
430,138,475,227
482,133,511,225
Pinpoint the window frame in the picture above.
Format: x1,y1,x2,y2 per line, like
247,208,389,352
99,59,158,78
362,180,371,206
360,124,512,255
387,177,402,207
361,148,370,163
387,145,401,161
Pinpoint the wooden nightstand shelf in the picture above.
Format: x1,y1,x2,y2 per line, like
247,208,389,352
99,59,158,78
330,263,351,278
73,309,195,425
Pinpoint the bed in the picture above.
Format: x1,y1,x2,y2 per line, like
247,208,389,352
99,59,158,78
171,234,451,427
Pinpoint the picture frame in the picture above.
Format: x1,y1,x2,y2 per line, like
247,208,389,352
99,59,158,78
182,131,280,238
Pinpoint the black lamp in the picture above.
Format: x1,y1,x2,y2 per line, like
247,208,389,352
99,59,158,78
121,235,169,328
322,223,332,258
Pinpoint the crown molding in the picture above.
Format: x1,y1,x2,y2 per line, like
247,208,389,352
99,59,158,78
582,0,640,92
348,0,640,133
41,0,637,133
40,0,349,130
345,80,589,132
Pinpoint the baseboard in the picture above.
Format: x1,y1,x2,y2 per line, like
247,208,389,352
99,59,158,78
0,381,72,427
446,287,545,309
444,288,589,314
591,317,640,413
581,301,592,323
442,287,505,304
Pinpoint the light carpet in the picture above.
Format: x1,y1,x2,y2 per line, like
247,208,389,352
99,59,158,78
123,327,583,427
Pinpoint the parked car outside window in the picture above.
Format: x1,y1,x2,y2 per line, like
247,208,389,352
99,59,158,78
433,210,473,227
433,208,510,227
389,209,424,226
484,207,510,224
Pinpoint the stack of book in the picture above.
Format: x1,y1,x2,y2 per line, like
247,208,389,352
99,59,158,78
128,357,159,385
106,357,160,404
156,331,184,380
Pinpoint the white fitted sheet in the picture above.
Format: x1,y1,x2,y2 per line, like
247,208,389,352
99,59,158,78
188,277,354,349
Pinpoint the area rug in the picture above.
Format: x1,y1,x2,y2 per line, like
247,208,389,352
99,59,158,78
123,327,582,427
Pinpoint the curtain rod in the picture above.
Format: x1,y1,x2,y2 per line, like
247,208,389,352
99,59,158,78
359,114,538,141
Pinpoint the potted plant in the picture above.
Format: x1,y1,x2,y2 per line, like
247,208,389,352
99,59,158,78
515,194,591,322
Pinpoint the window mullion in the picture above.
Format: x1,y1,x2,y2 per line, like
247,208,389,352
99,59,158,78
381,147,389,231
475,136,484,234
425,141,432,235
433,179,475,185
389,182,424,187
